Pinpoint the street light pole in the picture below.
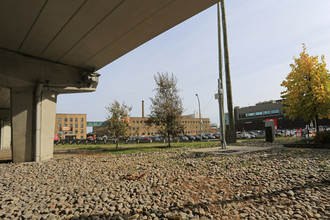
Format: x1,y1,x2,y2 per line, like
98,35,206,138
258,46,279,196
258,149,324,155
221,0,235,142
217,2,226,149
195,94,202,141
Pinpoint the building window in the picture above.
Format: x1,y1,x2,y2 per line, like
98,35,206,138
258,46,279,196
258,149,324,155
80,129,84,134
271,109,280,114
75,130,78,134
70,118,73,122
80,118,84,122
263,111,271,115
64,124,67,127
81,124,83,128
59,124,61,127
64,118,68,122
75,124,78,128
256,112,263,116
246,113,255,117
75,118,78,122
58,118,62,122
81,136,83,139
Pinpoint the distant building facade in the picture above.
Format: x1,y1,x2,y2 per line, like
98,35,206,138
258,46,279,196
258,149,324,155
93,114,212,137
234,100,329,131
54,114,87,140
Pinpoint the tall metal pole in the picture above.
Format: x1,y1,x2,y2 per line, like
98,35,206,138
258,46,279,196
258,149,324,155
196,94,202,141
217,3,226,149
221,0,235,142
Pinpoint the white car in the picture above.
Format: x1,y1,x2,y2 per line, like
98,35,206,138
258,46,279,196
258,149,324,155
237,131,250,139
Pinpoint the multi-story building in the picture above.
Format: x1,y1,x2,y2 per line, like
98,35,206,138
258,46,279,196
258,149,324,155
54,114,87,140
234,100,329,131
178,114,211,135
93,113,211,137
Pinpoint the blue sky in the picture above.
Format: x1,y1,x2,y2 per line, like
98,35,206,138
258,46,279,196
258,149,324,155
57,0,330,126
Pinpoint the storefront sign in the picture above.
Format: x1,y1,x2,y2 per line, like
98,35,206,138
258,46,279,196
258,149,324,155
61,126,72,131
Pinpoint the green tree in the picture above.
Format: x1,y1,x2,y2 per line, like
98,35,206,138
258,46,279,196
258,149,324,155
105,100,132,148
146,72,184,146
281,44,330,131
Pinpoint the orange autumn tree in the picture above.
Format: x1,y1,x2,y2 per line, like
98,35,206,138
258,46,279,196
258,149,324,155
281,44,330,132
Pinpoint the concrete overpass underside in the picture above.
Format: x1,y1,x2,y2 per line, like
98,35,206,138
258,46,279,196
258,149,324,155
0,0,219,162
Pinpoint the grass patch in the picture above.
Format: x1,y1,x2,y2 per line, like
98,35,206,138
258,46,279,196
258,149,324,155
319,163,330,170
54,141,220,155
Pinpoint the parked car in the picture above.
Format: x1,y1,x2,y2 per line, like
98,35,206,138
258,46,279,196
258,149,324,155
248,132,256,139
254,130,265,139
201,134,209,140
206,134,216,139
194,134,201,140
138,137,152,143
179,135,189,142
236,131,250,139
150,136,161,142
185,134,196,141
162,136,173,143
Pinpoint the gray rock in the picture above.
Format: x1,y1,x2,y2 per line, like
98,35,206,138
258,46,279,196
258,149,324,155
287,190,295,197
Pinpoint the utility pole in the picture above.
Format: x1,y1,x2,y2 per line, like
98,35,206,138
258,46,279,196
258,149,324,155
195,94,202,141
220,0,236,142
217,2,226,149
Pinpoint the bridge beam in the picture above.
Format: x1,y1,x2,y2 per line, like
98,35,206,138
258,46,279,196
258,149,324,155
0,48,97,88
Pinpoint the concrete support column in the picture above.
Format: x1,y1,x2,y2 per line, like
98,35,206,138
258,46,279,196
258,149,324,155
11,86,34,162
0,120,11,150
0,87,11,151
39,89,57,161
11,86,57,162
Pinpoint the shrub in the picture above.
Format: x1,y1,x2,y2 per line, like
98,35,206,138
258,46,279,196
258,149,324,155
314,131,330,144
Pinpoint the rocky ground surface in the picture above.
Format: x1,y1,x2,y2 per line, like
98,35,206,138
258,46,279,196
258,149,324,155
0,146,329,220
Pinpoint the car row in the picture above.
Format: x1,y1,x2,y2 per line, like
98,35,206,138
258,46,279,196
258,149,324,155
54,132,224,145
236,131,265,139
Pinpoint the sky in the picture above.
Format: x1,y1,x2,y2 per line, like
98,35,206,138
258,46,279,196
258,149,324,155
56,0,330,128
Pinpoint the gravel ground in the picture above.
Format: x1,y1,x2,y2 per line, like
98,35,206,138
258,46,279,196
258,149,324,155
0,147,329,220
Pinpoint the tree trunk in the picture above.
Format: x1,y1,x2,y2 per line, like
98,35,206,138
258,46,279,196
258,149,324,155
116,138,118,148
167,132,171,147
315,115,319,132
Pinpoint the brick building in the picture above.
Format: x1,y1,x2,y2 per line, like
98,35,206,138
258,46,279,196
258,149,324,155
54,114,87,140
93,113,211,137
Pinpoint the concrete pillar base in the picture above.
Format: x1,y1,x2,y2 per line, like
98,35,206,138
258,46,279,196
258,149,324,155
11,86,34,162
39,89,57,161
11,86,57,162
226,129,237,143
0,120,11,150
